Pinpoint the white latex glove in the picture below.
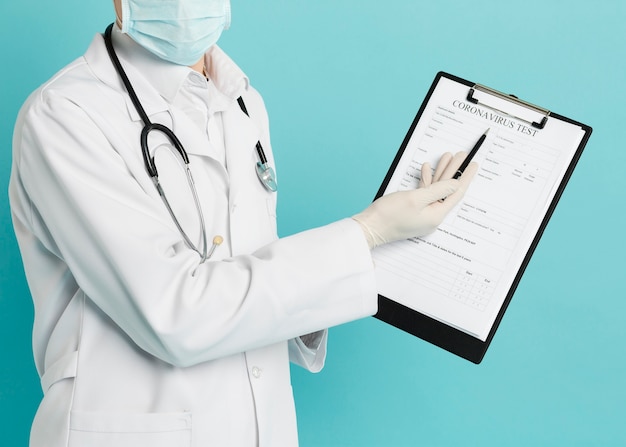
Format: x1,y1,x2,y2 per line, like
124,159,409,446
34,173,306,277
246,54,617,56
353,152,478,249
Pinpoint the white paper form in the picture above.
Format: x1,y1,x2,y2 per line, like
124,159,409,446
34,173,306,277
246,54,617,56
373,77,586,340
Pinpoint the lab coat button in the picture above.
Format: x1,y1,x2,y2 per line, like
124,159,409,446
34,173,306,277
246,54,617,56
251,366,262,378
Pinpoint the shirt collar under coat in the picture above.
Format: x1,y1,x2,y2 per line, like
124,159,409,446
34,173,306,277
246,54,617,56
84,25,250,122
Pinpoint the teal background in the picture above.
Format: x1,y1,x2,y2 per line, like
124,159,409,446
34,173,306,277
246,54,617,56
1,0,624,445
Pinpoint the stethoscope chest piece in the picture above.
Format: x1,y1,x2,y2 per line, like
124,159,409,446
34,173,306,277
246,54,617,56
256,162,277,192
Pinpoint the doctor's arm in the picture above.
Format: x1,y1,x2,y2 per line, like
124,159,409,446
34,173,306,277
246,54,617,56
12,90,376,368
13,86,473,371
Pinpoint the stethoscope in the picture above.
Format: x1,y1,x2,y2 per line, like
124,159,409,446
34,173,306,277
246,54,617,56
103,24,277,263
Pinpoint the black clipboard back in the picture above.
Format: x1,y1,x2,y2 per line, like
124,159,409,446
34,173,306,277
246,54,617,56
374,72,592,364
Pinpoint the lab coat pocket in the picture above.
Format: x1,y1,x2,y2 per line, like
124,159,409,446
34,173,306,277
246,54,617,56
68,411,192,447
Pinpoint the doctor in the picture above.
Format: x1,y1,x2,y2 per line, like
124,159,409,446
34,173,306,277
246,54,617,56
9,0,477,446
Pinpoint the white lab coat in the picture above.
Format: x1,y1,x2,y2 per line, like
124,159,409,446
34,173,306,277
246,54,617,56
9,29,378,447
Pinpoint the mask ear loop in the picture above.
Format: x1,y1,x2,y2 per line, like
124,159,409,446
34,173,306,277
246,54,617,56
114,9,123,30
117,0,131,33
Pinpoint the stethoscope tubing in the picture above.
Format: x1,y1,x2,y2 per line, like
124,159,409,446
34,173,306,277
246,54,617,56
104,23,210,262
102,23,278,261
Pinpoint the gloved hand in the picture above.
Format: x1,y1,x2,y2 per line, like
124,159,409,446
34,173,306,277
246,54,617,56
353,152,478,249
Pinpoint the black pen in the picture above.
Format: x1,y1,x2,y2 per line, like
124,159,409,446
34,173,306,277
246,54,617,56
453,128,489,179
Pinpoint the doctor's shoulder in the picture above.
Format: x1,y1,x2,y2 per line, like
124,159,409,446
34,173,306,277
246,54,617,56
16,56,108,129
11,53,145,204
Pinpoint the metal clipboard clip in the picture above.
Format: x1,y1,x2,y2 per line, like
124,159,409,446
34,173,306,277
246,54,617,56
467,84,551,129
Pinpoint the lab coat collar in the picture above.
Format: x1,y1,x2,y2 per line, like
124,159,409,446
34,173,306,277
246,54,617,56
204,45,250,103
84,25,250,121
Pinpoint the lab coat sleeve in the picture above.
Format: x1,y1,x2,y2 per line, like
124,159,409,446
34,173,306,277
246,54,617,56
12,86,377,368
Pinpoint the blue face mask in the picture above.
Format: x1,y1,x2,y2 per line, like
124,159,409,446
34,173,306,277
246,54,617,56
120,0,231,66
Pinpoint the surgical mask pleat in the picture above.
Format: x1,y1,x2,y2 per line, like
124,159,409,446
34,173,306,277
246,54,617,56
121,0,231,66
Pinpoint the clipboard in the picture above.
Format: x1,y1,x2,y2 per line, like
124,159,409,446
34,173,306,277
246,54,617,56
373,72,592,364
